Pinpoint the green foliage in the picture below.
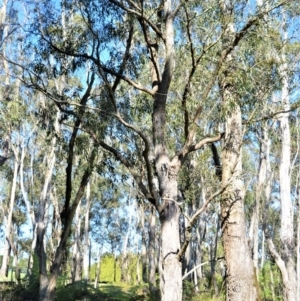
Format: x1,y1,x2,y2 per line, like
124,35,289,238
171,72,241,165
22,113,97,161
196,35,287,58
259,261,283,301
95,254,121,283
183,280,196,301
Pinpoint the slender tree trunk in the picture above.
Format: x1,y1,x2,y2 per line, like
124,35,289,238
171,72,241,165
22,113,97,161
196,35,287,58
71,202,82,283
195,227,202,280
94,247,102,288
140,201,148,283
267,63,297,301
36,144,56,301
265,26,297,301
297,168,300,301
210,213,220,297
277,50,297,301
148,205,158,299
136,252,141,285
250,125,271,279
113,252,117,283
183,203,192,282
0,0,8,44
20,146,37,276
121,199,133,283
0,149,19,277
83,181,91,284
44,150,96,301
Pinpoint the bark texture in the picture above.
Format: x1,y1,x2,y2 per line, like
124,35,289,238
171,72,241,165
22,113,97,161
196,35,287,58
219,1,259,299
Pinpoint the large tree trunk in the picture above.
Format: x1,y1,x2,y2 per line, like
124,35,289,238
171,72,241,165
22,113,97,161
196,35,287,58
219,1,259,299
158,174,182,301
220,106,258,301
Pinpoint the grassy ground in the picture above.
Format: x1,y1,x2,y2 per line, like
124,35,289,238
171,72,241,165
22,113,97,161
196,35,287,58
55,282,149,301
100,283,148,301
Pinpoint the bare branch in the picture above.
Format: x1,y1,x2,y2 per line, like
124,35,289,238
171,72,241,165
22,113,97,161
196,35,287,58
189,133,224,152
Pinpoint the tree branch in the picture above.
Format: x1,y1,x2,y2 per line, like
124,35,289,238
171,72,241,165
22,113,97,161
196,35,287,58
108,0,164,41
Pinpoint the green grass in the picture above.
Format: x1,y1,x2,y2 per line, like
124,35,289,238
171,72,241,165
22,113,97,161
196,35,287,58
55,282,148,301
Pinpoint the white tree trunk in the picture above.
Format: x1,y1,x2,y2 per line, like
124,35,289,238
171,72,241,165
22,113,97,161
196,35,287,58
0,149,18,276
71,201,82,283
36,140,56,301
94,247,102,288
83,181,91,283
158,177,182,301
121,196,133,283
250,125,271,278
297,169,300,301
275,53,297,300
148,205,159,299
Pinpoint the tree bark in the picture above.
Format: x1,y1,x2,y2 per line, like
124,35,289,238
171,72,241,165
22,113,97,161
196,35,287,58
219,1,259,299
220,106,258,301
158,176,182,301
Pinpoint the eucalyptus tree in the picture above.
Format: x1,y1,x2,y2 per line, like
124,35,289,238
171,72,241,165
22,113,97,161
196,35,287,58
12,6,103,301
15,0,297,300
243,4,300,300
0,0,22,276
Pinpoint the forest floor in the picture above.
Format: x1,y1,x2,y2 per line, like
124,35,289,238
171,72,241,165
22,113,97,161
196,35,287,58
99,283,148,301
54,282,149,301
